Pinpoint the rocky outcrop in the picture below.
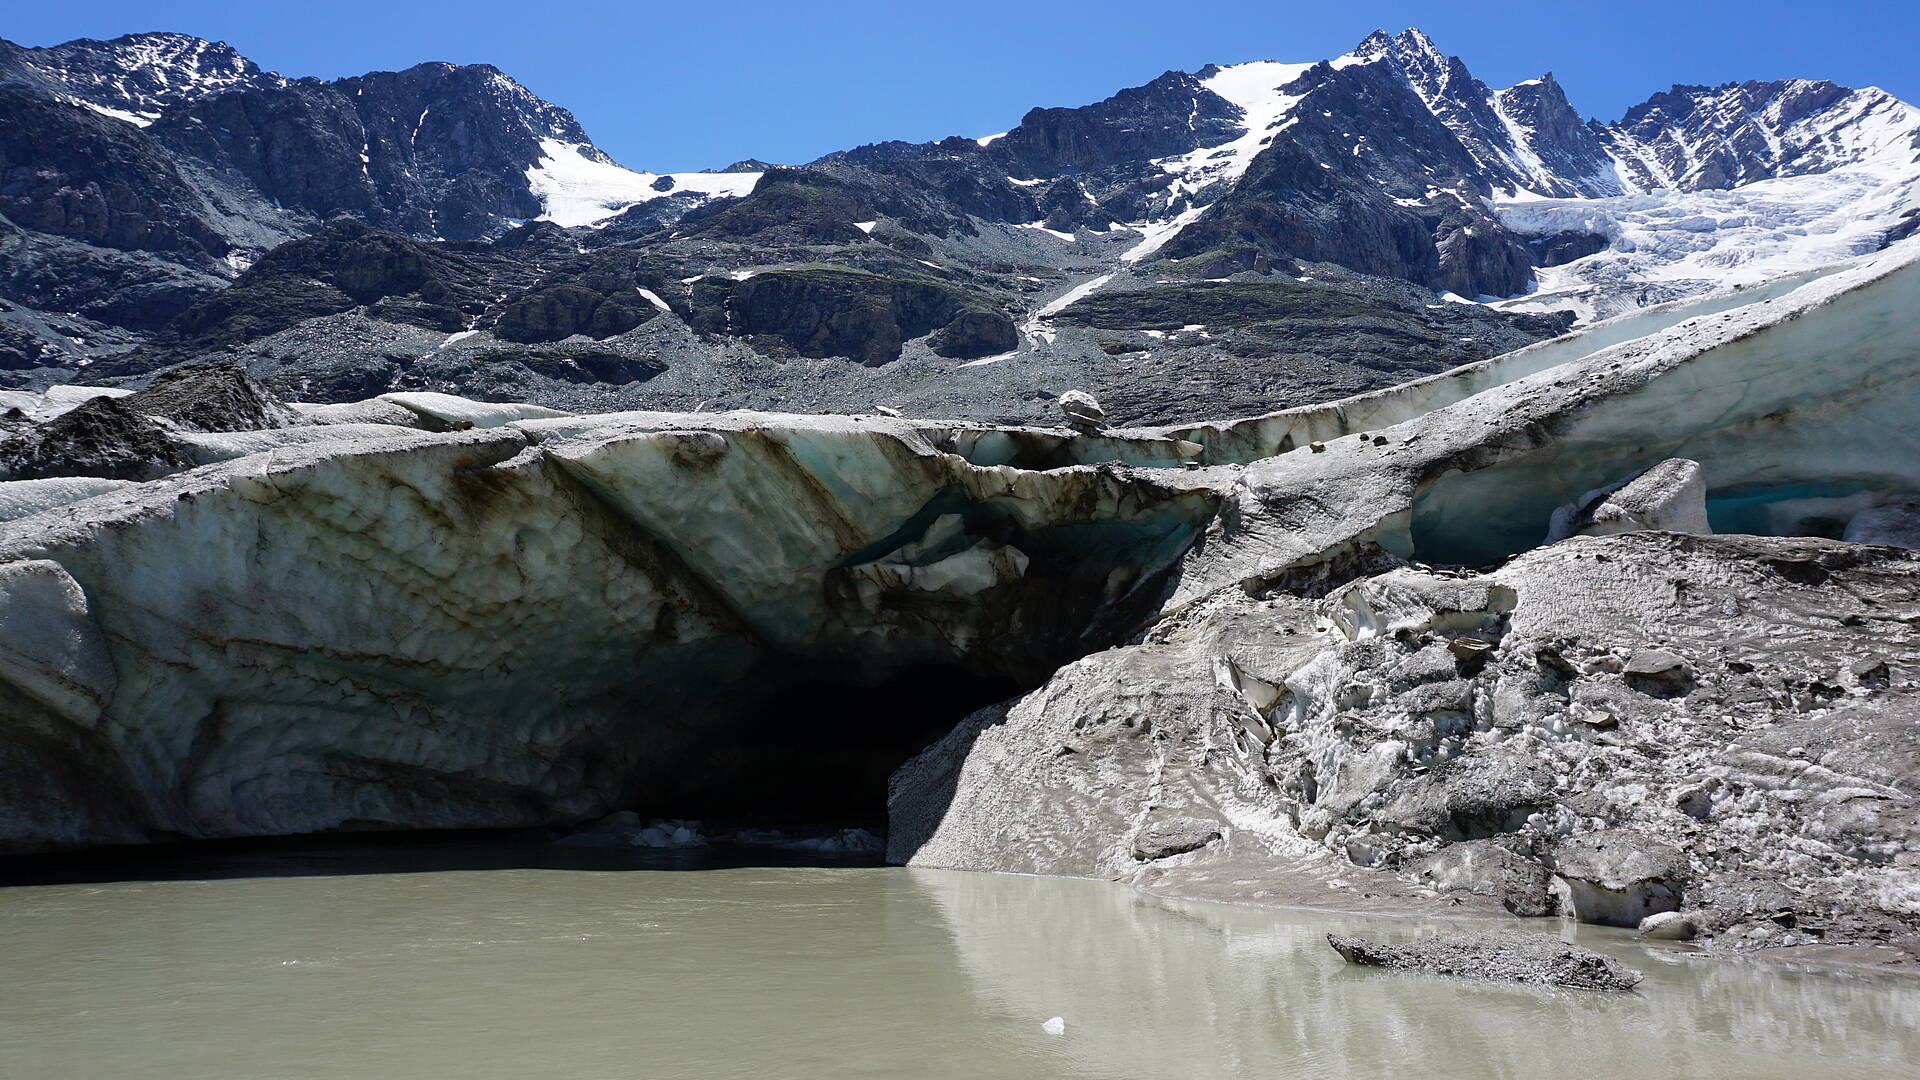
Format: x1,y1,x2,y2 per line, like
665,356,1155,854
1327,932,1644,991
102,220,538,373
118,363,303,431
992,70,1243,176
721,268,1016,365
0,89,230,258
0,396,188,481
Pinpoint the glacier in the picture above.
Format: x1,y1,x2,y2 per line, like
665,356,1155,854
0,238,1917,965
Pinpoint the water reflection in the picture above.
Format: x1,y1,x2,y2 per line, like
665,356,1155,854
0,855,1911,1079
908,869,1920,1080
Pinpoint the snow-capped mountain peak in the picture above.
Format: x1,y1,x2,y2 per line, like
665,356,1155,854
1603,79,1920,192
11,31,285,125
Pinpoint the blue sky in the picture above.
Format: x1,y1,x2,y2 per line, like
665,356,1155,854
11,1,1919,172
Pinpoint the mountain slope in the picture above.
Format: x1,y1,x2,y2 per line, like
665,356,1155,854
0,27,1914,426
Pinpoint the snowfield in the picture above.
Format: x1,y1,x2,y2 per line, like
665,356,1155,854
523,139,763,227
1494,167,1920,321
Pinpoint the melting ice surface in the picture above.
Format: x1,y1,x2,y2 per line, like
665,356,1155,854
0,846,1915,1079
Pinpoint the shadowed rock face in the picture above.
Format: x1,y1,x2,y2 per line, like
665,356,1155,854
0,89,230,258
993,70,1244,176
721,268,1016,365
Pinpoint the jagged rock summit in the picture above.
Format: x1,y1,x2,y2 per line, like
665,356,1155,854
1,26,1914,429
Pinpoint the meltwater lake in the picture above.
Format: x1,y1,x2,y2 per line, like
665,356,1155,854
1,840,1914,1079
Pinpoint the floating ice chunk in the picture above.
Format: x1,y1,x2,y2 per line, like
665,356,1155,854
1041,1017,1065,1036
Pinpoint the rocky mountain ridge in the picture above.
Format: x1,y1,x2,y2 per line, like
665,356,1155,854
1,28,1915,425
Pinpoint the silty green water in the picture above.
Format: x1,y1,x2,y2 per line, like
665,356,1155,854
1,856,1913,1079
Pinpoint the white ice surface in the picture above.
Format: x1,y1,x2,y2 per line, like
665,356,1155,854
0,477,135,523
33,386,133,422
379,392,570,429
524,139,762,228
1496,166,1920,320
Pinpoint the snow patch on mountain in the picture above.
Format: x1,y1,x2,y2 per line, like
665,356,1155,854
1155,60,1316,195
71,99,153,126
17,32,285,122
523,139,763,227
1603,81,1920,193
1021,272,1115,343
1489,80,1920,320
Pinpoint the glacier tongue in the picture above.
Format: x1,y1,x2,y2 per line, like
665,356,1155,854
0,412,1221,850
0,235,1916,856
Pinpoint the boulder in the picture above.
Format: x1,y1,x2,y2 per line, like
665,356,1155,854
1377,754,1557,841
1551,830,1688,927
1637,911,1699,940
1326,932,1644,991
1131,816,1223,861
1548,458,1711,542
1059,390,1106,430
1623,648,1695,697
1405,838,1556,915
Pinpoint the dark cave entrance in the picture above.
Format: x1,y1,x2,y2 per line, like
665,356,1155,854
625,664,1023,832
